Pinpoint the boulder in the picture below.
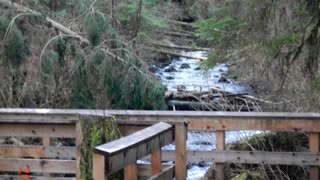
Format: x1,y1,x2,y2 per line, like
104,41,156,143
218,76,230,83
164,66,177,72
148,66,158,73
180,63,191,69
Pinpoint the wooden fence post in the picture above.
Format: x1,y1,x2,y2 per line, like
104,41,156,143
216,130,226,180
124,162,137,180
175,122,187,180
93,153,105,180
309,132,319,180
76,122,83,180
151,149,162,175
42,137,51,177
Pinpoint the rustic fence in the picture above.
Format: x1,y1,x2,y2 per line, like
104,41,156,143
0,109,320,180
93,122,184,180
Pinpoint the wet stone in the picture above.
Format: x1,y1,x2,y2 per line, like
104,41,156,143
149,66,158,73
194,66,201,70
166,76,174,80
218,76,230,83
180,63,191,69
164,66,177,72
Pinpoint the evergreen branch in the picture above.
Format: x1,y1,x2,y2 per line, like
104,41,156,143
0,0,150,77
4,12,33,40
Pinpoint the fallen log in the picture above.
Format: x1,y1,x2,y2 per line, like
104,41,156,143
146,47,207,61
151,41,210,51
166,19,194,27
158,30,196,38
170,28,196,36
167,100,256,111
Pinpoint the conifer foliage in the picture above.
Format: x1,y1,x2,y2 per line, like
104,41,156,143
0,0,167,110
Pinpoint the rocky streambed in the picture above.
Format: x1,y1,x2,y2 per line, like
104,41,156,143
151,51,261,179
154,51,252,93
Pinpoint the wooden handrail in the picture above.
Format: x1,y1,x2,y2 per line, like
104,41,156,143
0,109,320,179
93,122,179,179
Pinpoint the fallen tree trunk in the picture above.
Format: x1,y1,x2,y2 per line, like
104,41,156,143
170,28,196,36
151,41,211,51
0,0,89,44
167,100,256,111
166,91,249,100
158,30,196,38
166,19,194,27
146,47,207,61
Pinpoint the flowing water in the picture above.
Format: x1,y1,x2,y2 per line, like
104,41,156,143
153,51,260,179
155,51,252,93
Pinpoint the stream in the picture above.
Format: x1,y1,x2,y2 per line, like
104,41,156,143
152,51,261,179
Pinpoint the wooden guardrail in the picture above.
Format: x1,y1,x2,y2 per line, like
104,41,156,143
0,111,79,180
93,122,185,180
0,109,320,180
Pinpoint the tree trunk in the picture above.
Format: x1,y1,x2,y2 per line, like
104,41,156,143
133,0,142,42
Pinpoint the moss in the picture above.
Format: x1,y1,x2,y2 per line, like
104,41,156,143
78,115,121,180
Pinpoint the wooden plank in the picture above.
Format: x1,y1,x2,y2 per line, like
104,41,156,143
0,158,76,173
137,164,172,177
161,150,320,165
148,165,174,180
118,118,320,132
95,122,173,155
0,175,75,180
0,124,76,138
94,122,174,175
42,137,51,146
309,133,320,180
215,130,225,180
42,137,52,178
76,122,83,180
0,145,76,159
93,153,105,180
2,109,320,121
0,114,78,124
175,122,187,180
124,162,137,180
1,109,320,131
151,149,162,175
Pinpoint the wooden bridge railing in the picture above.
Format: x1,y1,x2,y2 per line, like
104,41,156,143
93,122,186,180
0,111,79,180
0,109,320,180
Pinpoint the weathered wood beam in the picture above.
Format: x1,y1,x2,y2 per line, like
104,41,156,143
175,122,187,180
161,150,320,166
0,124,76,138
137,164,173,177
215,131,225,180
94,122,174,175
309,133,320,180
1,109,320,132
0,114,78,124
0,145,76,159
0,158,76,173
93,153,105,180
0,175,75,180
148,165,175,180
